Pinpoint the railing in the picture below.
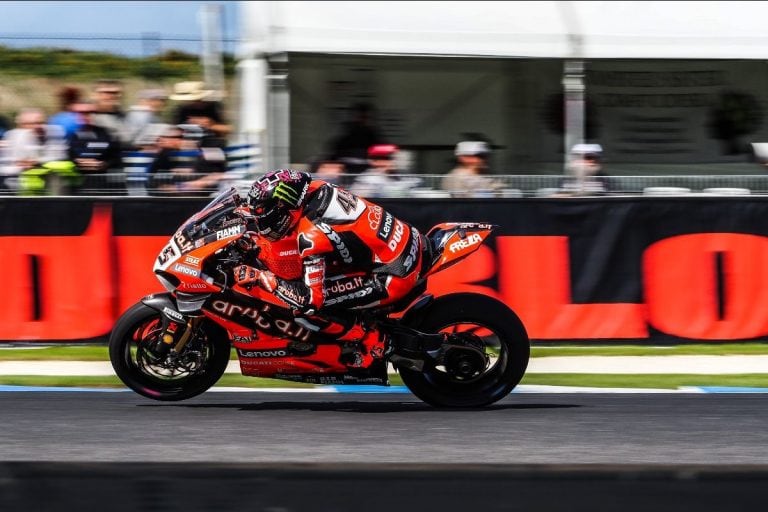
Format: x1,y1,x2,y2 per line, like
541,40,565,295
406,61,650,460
1,144,262,197
6,172,768,198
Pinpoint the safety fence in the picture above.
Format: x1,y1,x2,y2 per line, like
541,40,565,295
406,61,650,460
6,169,768,198
3,195,768,343
1,143,261,197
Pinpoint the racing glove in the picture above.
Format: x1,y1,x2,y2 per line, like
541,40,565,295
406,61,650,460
234,265,277,292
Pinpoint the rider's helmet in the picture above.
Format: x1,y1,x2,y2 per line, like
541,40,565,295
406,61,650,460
247,169,312,241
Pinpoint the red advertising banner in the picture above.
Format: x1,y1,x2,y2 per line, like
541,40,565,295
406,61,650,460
2,196,768,342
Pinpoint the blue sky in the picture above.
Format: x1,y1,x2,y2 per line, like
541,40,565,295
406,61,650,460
0,1,240,55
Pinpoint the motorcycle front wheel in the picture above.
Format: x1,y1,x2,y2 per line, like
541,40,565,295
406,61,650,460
109,301,231,401
398,293,530,408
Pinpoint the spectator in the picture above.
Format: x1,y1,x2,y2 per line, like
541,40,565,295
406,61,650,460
170,81,231,138
330,102,383,175
441,140,503,198
123,88,168,150
147,124,226,196
91,79,128,145
557,143,611,196
309,156,346,186
349,144,416,198
0,115,9,139
1,108,69,193
48,86,83,138
68,101,122,175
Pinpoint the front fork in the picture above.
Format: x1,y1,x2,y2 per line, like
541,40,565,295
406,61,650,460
150,312,202,360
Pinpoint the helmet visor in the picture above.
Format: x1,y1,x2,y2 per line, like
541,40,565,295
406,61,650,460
253,204,290,241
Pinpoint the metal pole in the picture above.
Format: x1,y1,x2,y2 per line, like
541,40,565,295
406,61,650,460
563,59,585,173
558,1,586,175
199,3,225,98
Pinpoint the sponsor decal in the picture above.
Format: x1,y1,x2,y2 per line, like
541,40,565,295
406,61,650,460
162,307,184,322
449,233,483,253
376,212,394,242
174,231,193,253
388,221,404,251
327,276,365,295
179,282,208,290
212,300,264,322
232,334,254,343
457,222,492,230
276,284,307,306
317,223,353,264
279,249,298,257
184,255,201,266
324,286,373,306
172,263,200,277
237,348,288,358
216,225,243,240
367,205,383,230
210,301,309,341
402,230,420,274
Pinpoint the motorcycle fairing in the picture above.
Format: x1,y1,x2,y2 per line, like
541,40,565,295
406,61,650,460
199,289,387,381
423,222,495,278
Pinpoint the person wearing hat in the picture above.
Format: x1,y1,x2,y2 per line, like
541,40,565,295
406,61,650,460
349,143,412,198
441,140,502,198
170,81,230,137
556,143,611,196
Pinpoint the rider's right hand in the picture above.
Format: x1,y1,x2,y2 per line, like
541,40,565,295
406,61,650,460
234,264,276,292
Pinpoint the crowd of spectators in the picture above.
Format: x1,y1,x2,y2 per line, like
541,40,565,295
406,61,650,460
0,79,231,195
1,86,622,199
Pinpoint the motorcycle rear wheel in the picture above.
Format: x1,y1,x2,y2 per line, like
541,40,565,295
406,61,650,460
398,293,529,408
109,302,231,401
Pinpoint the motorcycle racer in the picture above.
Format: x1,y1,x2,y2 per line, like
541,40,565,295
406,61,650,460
233,169,425,364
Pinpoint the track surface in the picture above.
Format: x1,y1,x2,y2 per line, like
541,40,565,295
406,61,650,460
3,391,767,511
2,391,768,463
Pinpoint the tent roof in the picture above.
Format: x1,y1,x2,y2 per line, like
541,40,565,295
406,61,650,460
241,1,768,59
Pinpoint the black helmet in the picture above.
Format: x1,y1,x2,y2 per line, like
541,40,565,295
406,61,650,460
247,169,312,241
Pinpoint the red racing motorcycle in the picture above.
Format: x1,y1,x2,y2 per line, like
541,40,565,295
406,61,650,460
109,188,529,407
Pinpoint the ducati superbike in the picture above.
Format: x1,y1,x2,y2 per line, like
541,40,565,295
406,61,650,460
109,188,529,407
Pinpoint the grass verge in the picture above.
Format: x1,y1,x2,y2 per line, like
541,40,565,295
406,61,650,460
3,343,768,361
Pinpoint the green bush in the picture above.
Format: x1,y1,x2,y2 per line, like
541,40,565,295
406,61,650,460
0,45,236,81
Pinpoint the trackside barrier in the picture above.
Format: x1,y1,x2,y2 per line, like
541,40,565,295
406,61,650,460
4,196,768,343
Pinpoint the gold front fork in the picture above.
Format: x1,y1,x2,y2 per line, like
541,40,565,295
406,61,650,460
173,316,202,353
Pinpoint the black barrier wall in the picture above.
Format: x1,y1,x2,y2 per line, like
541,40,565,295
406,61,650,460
2,196,768,343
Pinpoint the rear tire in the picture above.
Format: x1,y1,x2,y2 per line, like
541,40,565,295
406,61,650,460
397,293,529,408
109,301,231,401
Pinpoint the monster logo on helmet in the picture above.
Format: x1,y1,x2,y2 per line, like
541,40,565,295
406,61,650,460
274,181,304,208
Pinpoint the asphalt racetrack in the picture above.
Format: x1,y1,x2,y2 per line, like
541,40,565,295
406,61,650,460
2,390,768,510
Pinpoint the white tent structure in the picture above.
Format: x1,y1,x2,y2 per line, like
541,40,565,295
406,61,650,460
237,1,768,172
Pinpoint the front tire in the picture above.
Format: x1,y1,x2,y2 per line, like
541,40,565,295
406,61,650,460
109,301,231,401
397,293,529,408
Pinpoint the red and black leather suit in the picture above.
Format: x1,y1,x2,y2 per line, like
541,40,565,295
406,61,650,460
238,179,424,322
